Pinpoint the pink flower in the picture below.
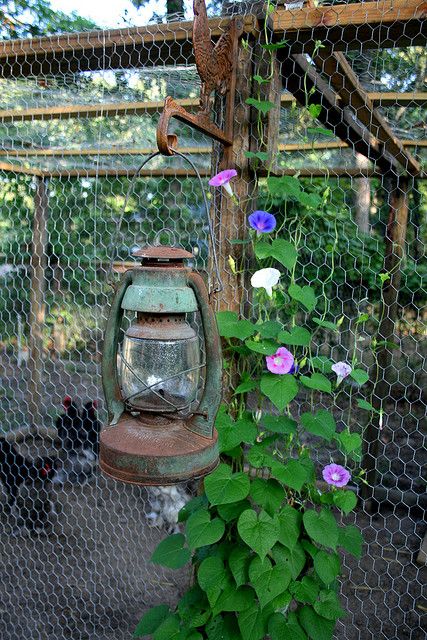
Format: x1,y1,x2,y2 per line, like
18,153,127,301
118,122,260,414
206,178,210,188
331,362,352,379
322,463,351,488
266,347,294,375
209,169,237,196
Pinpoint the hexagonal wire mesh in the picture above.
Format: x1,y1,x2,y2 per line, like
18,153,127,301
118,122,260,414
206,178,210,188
0,1,425,639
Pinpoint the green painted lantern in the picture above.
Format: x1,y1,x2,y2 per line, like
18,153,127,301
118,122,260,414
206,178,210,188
99,245,222,485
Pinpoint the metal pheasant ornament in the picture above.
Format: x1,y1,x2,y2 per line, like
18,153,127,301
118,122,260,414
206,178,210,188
193,0,236,114
156,0,243,157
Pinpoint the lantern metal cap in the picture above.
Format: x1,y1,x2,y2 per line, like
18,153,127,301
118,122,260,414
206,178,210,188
133,246,193,262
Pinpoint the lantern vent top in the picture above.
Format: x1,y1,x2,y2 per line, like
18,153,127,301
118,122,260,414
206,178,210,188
132,245,194,264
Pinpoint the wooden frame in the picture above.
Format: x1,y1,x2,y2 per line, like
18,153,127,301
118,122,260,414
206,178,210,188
1,92,425,124
313,51,421,175
269,0,427,53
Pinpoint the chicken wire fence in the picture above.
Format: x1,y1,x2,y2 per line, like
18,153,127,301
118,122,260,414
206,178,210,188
0,2,425,639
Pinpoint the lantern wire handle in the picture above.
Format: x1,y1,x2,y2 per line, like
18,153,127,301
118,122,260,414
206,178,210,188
106,150,223,295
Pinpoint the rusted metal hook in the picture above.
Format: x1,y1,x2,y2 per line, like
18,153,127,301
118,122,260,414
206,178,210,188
156,96,233,156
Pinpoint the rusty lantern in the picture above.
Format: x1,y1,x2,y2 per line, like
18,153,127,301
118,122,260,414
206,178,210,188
99,245,222,485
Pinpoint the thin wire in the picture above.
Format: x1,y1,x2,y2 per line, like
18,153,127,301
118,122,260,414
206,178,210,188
171,149,223,293
105,150,223,293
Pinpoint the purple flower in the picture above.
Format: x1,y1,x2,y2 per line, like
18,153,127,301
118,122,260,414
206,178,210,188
332,362,352,379
209,169,237,196
322,463,351,488
266,347,294,375
248,210,277,235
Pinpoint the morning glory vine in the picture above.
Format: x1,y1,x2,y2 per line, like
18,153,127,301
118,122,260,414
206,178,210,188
134,167,367,640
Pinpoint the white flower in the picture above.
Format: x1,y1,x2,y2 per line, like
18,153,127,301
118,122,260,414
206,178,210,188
332,361,352,386
250,268,281,297
332,362,352,379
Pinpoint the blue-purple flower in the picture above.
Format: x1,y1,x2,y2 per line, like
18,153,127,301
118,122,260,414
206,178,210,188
248,210,277,235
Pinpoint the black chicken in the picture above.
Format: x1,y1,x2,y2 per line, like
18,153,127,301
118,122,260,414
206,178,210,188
81,400,101,456
56,396,84,453
0,437,57,530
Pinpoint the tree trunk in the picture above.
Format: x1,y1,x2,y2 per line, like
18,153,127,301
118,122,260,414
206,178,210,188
28,178,48,432
353,152,371,234
361,174,409,507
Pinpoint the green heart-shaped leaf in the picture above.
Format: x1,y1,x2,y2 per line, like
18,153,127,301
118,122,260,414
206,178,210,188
229,546,252,587
186,510,225,549
268,613,307,640
256,320,283,339
301,410,336,441
133,604,170,637
216,311,255,339
350,369,369,386
288,284,317,312
255,239,297,271
300,373,332,394
314,590,346,621
303,509,339,550
237,509,280,560
298,606,335,640
276,506,302,551
245,339,278,355
313,550,341,585
278,326,311,346
333,489,357,515
270,459,311,492
291,576,319,605
273,541,306,580
260,373,298,411
212,585,255,617
238,605,266,640
336,431,362,456
249,556,291,608
205,463,250,506
198,556,229,594
261,414,297,435
338,525,363,558
250,478,285,515
151,533,191,569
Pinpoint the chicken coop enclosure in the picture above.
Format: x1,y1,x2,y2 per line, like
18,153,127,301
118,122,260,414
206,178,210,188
0,1,426,639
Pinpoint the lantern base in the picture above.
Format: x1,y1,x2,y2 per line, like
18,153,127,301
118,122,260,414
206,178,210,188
99,412,219,485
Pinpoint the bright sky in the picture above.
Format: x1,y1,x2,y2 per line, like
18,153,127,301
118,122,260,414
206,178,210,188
49,0,189,28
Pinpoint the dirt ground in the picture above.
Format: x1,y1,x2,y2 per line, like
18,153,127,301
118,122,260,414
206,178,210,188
0,473,191,640
0,352,425,640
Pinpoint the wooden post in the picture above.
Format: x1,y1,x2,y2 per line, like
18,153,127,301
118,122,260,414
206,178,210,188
28,177,48,432
212,40,255,315
361,174,410,505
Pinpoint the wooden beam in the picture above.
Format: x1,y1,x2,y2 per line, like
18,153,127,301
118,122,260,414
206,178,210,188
1,140,425,158
269,0,427,53
0,15,258,78
259,167,383,178
278,52,399,174
314,51,421,175
0,91,424,125
0,98,200,123
369,92,427,107
0,146,212,157
40,167,210,178
0,161,43,176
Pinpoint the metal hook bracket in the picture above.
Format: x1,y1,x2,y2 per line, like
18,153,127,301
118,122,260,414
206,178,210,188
156,1,244,157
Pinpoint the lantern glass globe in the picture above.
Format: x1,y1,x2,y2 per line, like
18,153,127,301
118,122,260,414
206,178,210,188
120,314,201,414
